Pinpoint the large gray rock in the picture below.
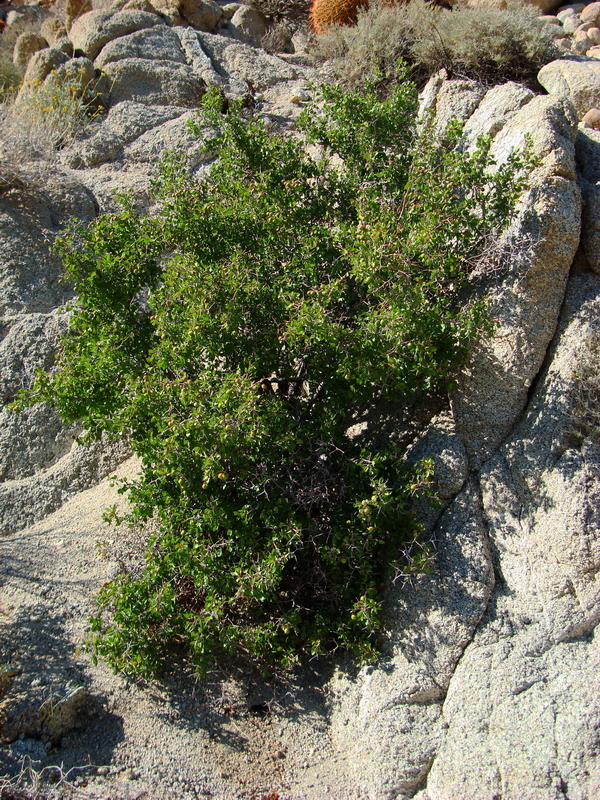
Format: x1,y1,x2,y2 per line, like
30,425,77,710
12,33,48,71
104,57,206,107
69,9,164,60
63,101,187,168
228,5,268,47
0,433,130,535
462,81,535,145
173,26,226,87
122,109,212,167
575,127,600,273
0,313,73,481
0,169,130,535
45,56,95,91
20,46,69,89
94,25,187,69
0,173,95,316
421,272,600,800
538,57,600,120
451,93,581,466
196,31,301,90
318,79,587,799
419,73,487,136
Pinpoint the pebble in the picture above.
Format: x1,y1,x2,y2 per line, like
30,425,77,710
289,91,310,104
557,2,586,13
581,0,600,23
557,8,576,21
122,767,140,780
221,2,240,18
563,14,582,33
540,14,562,25
582,107,600,128
574,28,592,45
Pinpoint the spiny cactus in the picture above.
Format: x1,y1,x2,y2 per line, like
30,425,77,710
309,0,369,32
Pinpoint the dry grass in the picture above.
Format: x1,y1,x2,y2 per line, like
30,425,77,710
311,0,560,88
0,68,104,184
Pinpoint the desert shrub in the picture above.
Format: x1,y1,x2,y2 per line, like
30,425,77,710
17,76,534,677
0,66,105,176
312,0,559,88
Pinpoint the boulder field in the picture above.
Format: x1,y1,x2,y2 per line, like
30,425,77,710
0,1,599,799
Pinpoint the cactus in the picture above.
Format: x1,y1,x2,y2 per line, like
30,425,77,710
309,0,369,32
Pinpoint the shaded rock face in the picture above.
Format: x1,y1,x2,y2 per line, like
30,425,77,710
0,172,130,536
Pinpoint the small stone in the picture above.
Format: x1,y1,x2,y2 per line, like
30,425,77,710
539,14,562,25
557,2,585,12
122,767,139,780
221,2,240,18
582,107,600,128
289,91,309,104
572,34,592,52
581,0,600,23
586,45,600,57
588,25,600,44
562,14,582,33
12,33,48,70
95,766,110,776
574,28,592,44
557,8,576,21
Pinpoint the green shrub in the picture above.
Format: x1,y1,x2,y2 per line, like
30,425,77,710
17,76,534,677
312,0,560,88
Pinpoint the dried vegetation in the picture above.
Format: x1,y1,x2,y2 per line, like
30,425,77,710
311,0,560,88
